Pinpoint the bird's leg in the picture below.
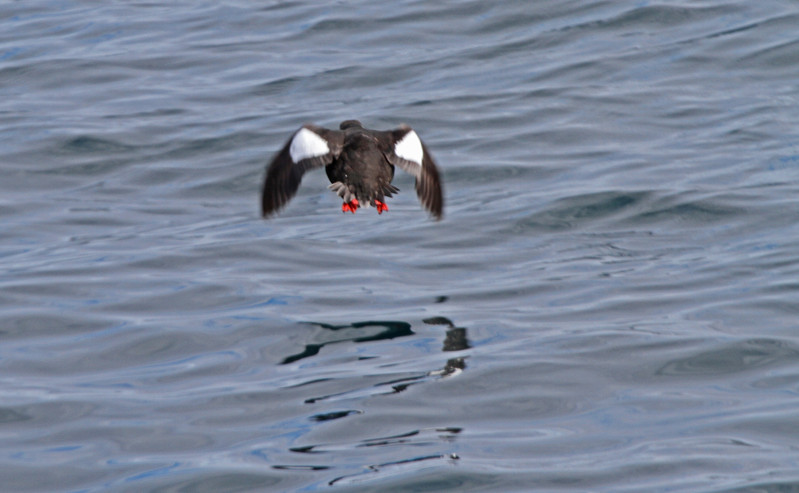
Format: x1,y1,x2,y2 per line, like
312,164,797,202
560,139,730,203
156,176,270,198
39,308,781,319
375,200,389,214
342,198,359,213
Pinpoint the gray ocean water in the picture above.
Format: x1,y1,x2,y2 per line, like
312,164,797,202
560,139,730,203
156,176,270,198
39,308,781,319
2,1,799,491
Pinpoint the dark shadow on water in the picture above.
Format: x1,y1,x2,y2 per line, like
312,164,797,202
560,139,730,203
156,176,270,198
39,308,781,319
281,428,462,486
328,451,460,486
309,409,362,422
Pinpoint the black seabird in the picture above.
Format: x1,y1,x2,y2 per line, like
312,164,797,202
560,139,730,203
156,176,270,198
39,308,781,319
260,120,443,220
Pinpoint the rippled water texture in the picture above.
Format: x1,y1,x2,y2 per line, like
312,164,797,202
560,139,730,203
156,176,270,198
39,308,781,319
2,1,799,491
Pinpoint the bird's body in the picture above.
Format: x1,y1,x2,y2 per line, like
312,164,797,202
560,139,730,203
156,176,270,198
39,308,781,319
261,120,443,219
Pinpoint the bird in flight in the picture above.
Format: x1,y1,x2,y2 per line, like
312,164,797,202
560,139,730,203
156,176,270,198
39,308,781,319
261,120,443,220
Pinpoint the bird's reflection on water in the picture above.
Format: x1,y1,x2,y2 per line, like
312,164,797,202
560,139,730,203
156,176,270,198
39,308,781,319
280,316,471,400
274,315,469,481
280,320,415,365
423,316,471,377
281,317,470,365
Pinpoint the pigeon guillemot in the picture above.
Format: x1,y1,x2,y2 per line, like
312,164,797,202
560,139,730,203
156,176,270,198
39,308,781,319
260,120,443,220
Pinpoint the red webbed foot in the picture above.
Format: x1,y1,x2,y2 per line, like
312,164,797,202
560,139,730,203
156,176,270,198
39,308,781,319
375,200,389,215
342,198,359,213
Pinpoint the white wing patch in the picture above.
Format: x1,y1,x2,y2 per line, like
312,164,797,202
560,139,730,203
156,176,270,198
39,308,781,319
289,127,329,163
394,130,423,167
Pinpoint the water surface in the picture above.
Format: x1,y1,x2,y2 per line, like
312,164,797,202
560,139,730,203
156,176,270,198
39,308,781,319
2,1,799,491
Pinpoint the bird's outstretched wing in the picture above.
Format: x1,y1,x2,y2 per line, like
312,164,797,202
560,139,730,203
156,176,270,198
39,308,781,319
261,125,343,217
380,125,444,220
